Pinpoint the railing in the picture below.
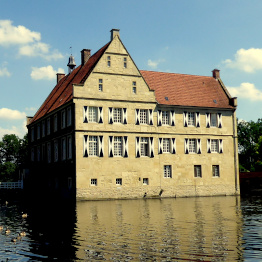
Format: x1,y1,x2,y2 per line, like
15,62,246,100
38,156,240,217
0,181,23,189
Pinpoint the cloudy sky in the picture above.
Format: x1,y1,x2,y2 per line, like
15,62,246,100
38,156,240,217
1,0,262,138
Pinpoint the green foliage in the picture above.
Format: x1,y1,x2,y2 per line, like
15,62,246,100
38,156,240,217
0,134,28,181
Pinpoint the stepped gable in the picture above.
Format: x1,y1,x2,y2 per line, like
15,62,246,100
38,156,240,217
30,42,110,123
140,70,234,109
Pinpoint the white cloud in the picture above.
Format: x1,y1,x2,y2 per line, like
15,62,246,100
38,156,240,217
223,48,262,73
31,66,65,80
0,120,27,139
0,108,26,120
227,82,262,101
0,20,41,46
0,67,11,77
147,59,165,69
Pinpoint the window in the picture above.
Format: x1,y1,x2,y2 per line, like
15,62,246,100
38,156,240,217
54,140,59,162
140,109,148,124
31,148,34,161
61,137,66,160
116,178,122,185
114,137,122,156
194,165,202,178
132,81,136,94
143,178,149,185
42,144,45,162
89,107,98,122
163,138,170,153
189,139,196,153
89,136,98,156
54,114,58,132
107,56,111,67
61,110,66,129
68,136,72,159
91,179,97,186
47,118,50,135
113,108,122,123
99,79,103,91
67,107,72,126
124,57,127,68
37,146,41,162
164,165,172,178
210,113,217,127
212,165,220,177
140,137,149,156
162,111,170,125
188,112,195,126
47,143,51,163
211,139,218,153
206,113,222,128
37,124,40,139
42,121,45,137
31,127,34,142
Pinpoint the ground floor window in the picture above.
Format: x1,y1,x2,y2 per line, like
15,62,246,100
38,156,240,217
116,178,122,185
212,165,220,177
143,178,149,185
194,165,202,178
164,165,172,178
91,179,97,186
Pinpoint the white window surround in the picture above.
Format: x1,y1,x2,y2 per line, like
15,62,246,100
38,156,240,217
183,111,200,127
83,135,104,157
135,109,153,125
158,138,176,154
136,137,154,158
83,106,103,124
185,138,201,154
109,136,128,157
108,107,127,124
206,112,222,128
207,139,223,153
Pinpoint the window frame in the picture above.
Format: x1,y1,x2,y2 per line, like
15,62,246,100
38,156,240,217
88,106,98,123
140,137,149,157
91,178,97,186
164,165,172,178
212,165,220,177
89,136,98,156
99,79,103,91
194,165,202,178
116,178,122,185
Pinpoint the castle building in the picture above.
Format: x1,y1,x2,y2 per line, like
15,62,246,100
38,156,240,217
27,29,239,200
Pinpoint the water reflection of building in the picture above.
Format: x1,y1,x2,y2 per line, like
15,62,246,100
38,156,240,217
26,29,239,200
75,197,243,261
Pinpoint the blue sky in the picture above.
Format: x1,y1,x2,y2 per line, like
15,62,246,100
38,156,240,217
1,0,262,138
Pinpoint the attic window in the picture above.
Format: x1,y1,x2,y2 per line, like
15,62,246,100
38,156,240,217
124,57,127,68
165,97,169,101
107,56,111,67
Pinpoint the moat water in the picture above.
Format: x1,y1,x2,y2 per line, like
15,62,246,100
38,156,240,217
0,195,261,261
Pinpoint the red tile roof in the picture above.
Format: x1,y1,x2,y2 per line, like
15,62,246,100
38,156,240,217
140,70,234,109
30,42,110,123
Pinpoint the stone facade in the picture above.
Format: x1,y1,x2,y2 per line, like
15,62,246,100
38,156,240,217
27,29,239,200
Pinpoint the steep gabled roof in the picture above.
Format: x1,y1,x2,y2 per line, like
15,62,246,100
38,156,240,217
30,42,110,123
140,70,234,109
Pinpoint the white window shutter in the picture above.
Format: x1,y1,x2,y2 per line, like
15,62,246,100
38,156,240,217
197,139,201,154
170,110,175,126
83,106,88,123
149,137,154,157
171,138,176,154
136,137,140,157
184,138,189,154
157,110,162,126
83,135,89,157
108,107,113,124
158,138,163,154
219,139,223,153
217,113,222,128
184,112,188,127
207,139,211,153
123,136,128,157
98,136,104,157
98,107,103,123
196,112,200,127
135,109,140,125
149,109,153,125
122,108,127,124
206,113,210,128
109,136,114,157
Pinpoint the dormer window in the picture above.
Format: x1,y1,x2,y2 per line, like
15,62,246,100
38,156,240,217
107,56,111,67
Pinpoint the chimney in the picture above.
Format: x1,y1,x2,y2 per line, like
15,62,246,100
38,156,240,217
57,73,65,83
110,29,120,41
81,49,91,65
212,69,220,79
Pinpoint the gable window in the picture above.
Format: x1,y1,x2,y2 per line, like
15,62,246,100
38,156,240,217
207,139,223,153
83,106,103,123
206,113,222,128
185,138,201,154
42,121,45,137
61,110,66,129
132,81,136,94
183,112,200,127
108,107,127,124
99,79,103,91
212,165,220,177
67,107,72,126
164,165,172,178
123,57,127,68
194,165,202,178
83,135,104,158
47,118,50,135
116,178,122,185
135,109,153,125
54,114,58,132
91,179,97,186
109,136,128,157
107,56,111,67
157,110,175,126
136,137,154,158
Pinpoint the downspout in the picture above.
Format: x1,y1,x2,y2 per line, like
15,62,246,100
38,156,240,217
232,108,239,193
